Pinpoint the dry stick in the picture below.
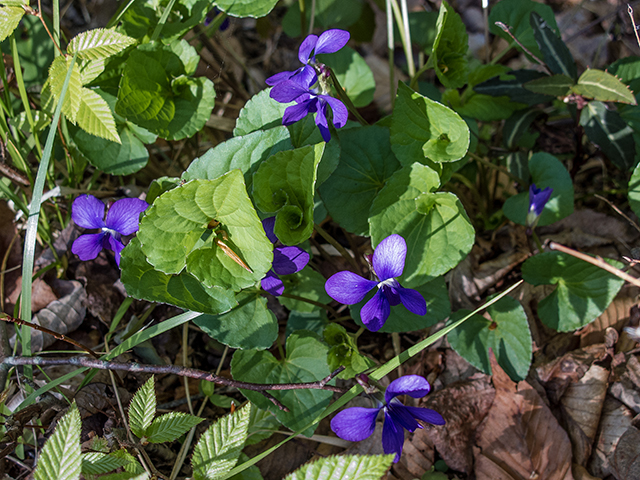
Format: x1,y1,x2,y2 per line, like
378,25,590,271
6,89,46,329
629,4,640,49
594,194,640,235
494,22,552,75
0,313,98,358
2,357,347,412
548,242,640,289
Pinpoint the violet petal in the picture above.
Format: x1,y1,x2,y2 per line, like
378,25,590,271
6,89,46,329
72,194,106,229
373,234,406,280
330,406,380,442
360,289,390,332
381,283,401,306
107,234,126,266
283,99,315,125
266,70,296,86
71,233,106,261
298,34,318,63
261,269,284,296
273,246,309,275
314,100,331,142
262,217,278,244
386,402,421,432
398,287,427,316
105,198,148,235
322,95,348,129
314,29,350,56
381,410,404,463
385,375,431,403
325,271,377,304
403,406,446,426
528,184,553,216
270,81,312,104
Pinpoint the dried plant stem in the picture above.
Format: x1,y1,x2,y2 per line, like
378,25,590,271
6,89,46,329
494,21,552,75
628,4,640,49
548,242,640,288
2,357,347,412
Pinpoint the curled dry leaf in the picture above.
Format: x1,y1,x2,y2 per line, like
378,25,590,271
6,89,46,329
609,355,640,414
474,351,574,480
588,397,634,478
610,422,640,480
560,364,609,465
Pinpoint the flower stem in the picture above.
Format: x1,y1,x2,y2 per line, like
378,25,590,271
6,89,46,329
328,69,369,126
314,222,359,272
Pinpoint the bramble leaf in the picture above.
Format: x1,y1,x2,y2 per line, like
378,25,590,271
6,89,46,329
34,403,82,480
128,376,156,439
0,6,24,43
67,28,136,60
283,454,395,480
146,412,204,443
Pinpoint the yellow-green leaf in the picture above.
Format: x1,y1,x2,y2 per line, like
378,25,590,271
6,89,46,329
0,6,24,43
571,69,637,105
67,28,136,61
48,56,83,123
76,87,120,143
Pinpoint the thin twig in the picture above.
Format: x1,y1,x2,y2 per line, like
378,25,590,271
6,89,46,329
594,194,640,235
548,242,640,289
629,4,640,50
2,357,347,412
0,313,98,358
495,21,552,75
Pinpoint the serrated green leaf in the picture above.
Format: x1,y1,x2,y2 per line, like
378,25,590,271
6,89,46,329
146,412,203,443
530,12,576,80
571,69,637,105
489,0,558,60
523,74,573,97
191,404,251,480
427,0,468,89
279,265,332,313
391,82,469,165
137,172,273,289
502,152,574,226
608,56,640,93
34,403,81,480
0,6,24,42
49,55,83,123
68,28,136,60
78,57,105,84
318,125,400,236
128,376,156,439
317,47,375,108
283,454,395,480
75,87,120,143
193,290,278,350
82,452,131,475
215,0,278,18
120,237,238,315
1,0,28,6
233,89,291,136
522,252,625,331
580,101,636,171
231,331,332,436
252,143,324,245
368,162,474,285
448,295,532,382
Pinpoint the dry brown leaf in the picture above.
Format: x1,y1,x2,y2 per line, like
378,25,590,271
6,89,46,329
588,397,634,478
610,422,640,480
610,355,640,413
474,351,574,480
545,210,638,247
571,463,602,480
580,292,638,348
420,375,494,473
560,364,609,465
393,428,435,480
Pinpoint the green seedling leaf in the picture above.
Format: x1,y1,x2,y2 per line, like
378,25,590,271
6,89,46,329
427,0,468,89
120,237,238,315
252,143,324,245
319,125,400,236
448,295,532,382
120,0,209,41
49,55,83,123
0,6,24,42
283,454,395,480
523,74,573,97
324,324,375,379
317,46,375,108
193,290,278,350
522,252,625,331
391,82,470,165
147,177,181,204
489,0,558,60
234,89,290,136
115,40,215,140
580,101,636,171
530,12,576,80
350,275,451,333
82,452,131,475
503,152,573,226
215,0,278,18
629,163,640,218
146,412,204,443
67,28,136,60
288,115,341,186
369,162,474,286
231,331,333,436
280,265,332,313
34,403,81,480
183,126,292,190
571,69,637,105
474,69,554,105
75,87,120,143
192,404,251,480
128,376,156,439
137,172,273,290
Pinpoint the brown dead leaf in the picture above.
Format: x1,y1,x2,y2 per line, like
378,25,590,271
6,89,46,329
571,463,601,480
610,355,640,414
545,210,639,248
393,428,435,480
420,374,494,473
580,292,638,348
588,397,634,478
560,364,609,465
474,351,574,480
610,422,640,480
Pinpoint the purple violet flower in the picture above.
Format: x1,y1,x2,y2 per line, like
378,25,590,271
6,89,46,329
526,184,553,228
260,217,310,296
71,194,148,266
325,234,426,332
265,29,350,88
330,375,445,463
270,74,348,142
